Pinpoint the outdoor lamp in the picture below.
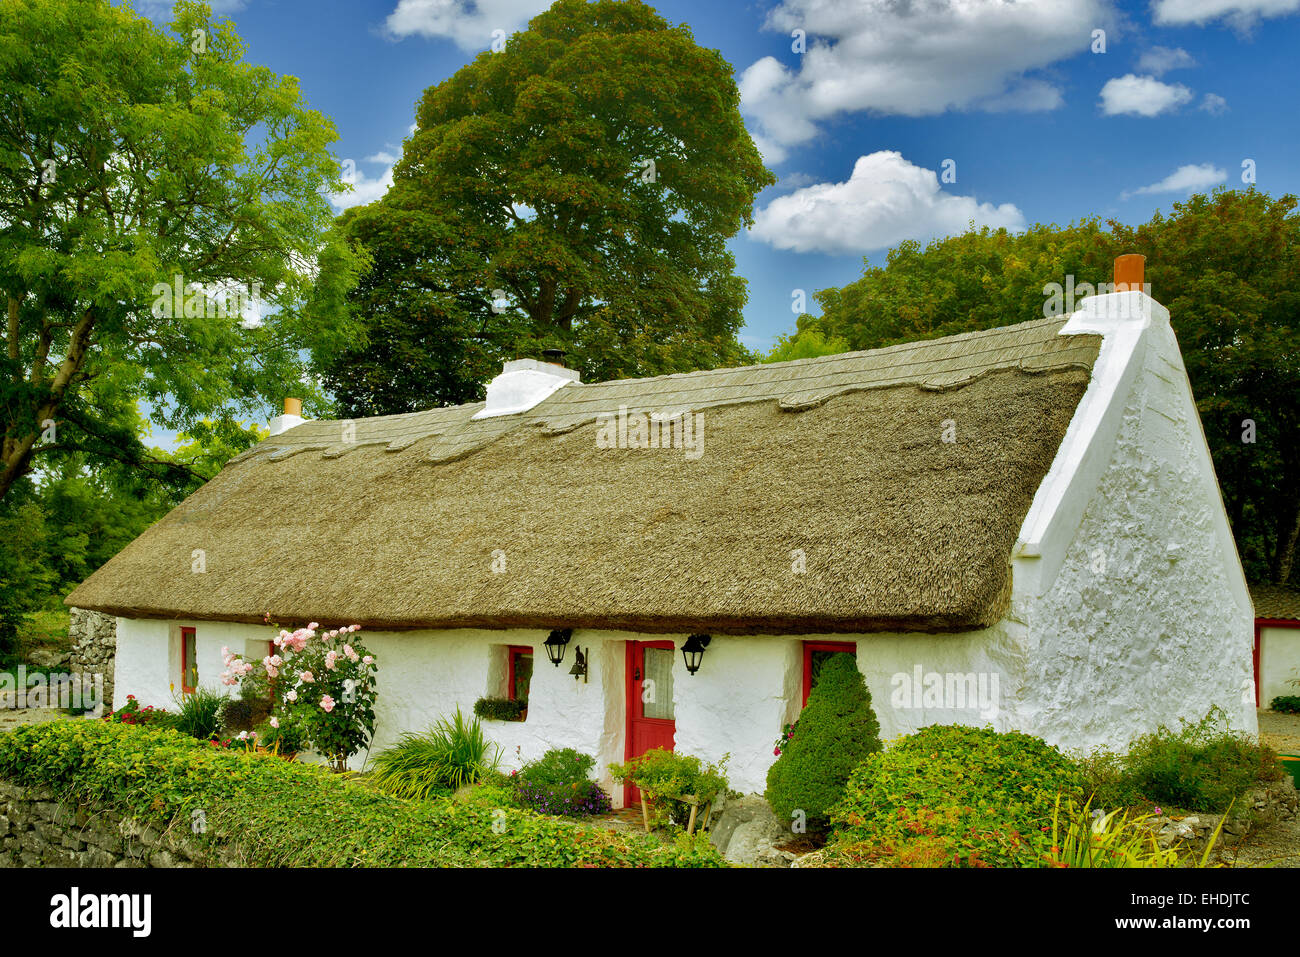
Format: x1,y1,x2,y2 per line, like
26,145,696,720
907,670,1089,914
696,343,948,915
568,646,588,683
543,628,572,667
681,634,711,676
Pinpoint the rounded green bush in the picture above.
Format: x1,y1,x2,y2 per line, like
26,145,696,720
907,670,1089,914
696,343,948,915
764,654,881,831
829,725,1086,867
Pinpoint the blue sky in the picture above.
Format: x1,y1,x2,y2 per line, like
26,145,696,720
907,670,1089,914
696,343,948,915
129,0,1300,355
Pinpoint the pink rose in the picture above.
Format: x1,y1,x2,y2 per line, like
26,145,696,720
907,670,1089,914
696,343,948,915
300,671,314,683
320,695,335,713
270,716,280,728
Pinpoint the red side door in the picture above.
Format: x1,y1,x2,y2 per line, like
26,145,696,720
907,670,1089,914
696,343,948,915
625,640,676,805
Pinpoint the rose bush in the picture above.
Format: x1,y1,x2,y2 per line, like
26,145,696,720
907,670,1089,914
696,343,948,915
222,621,377,771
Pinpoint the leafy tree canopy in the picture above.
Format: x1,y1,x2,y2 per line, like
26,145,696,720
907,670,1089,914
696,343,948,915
319,0,774,415
0,0,363,503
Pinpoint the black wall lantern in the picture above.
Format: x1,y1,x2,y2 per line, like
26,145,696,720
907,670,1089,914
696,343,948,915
681,634,712,676
543,628,572,667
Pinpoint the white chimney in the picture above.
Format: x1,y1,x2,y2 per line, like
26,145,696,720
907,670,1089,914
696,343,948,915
472,358,580,419
269,397,307,436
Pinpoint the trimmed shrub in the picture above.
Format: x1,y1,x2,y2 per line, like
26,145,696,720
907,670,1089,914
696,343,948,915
0,721,724,867
370,708,501,799
764,654,880,830
1271,695,1300,715
827,725,1087,867
512,748,611,817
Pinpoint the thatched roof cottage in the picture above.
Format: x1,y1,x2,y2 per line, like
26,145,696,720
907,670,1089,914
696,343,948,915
69,256,1257,800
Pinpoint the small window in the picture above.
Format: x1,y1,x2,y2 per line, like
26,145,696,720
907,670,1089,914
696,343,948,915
508,646,533,702
801,641,855,707
181,627,198,694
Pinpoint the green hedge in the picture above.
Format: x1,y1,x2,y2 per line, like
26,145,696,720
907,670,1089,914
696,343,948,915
0,721,724,868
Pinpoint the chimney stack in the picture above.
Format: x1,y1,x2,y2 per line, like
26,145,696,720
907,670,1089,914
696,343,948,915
269,396,307,437
473,357,581,419
1114,254,1146,294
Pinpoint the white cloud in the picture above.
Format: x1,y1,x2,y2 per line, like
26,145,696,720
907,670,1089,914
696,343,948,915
740,0,1112,163
1200,92,1230,114
1136,46,1196,75
1122,163,1226,199
366,151,399,165
1099,74,1194,115
751,151,1026,255
329,166,395,212
384,0,550,51
1153,0,1300,27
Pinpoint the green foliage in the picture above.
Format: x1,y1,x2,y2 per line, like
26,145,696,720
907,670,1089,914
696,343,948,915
763,323,852,363
1082,708,1281,812
1042,796,1226,869
0,494,55,655
0,721,725,866
318,0,774,415
473,696,528,722
1270,695,1300,714
827,726,1087,867
170,688,227,741
512,748,612,817
609,748,728,828
102,695,175,729
765,654,881,830
253,714,308,755
370,708,502,799
803,188,1300,587
0,0,361,504
217,695,271,736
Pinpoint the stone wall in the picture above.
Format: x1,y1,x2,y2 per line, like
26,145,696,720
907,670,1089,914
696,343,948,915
0,780,210,868
68,607,116,708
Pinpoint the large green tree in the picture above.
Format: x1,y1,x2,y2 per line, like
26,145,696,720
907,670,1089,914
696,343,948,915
789,189,1299,586
321,0,773,414
0,0,362,503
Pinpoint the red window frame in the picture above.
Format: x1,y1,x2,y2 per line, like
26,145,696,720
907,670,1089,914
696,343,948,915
801,641,857,707
180,627,198,694
507,645,533,702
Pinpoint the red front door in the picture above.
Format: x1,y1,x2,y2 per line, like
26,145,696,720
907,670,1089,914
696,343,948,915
625,640,676,805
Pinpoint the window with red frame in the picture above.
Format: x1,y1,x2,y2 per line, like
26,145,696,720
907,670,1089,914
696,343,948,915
507,646,533,702
181,627,198,694
801,641,856,707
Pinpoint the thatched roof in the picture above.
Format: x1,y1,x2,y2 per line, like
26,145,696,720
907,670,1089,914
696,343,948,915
68,316,1101,634
1253,585,1300,622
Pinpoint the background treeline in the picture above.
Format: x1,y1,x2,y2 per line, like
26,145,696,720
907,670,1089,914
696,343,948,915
770,188,1299,591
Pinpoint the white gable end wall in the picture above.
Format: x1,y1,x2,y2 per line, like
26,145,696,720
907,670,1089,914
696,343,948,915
1012,292,1255,752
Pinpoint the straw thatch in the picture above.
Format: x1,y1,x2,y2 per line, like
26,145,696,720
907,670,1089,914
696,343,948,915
1253,585,1300,622
68,316,1101,634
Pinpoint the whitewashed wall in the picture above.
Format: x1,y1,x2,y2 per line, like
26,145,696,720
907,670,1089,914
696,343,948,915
1012,295,1257,752
1259,625,1300,705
